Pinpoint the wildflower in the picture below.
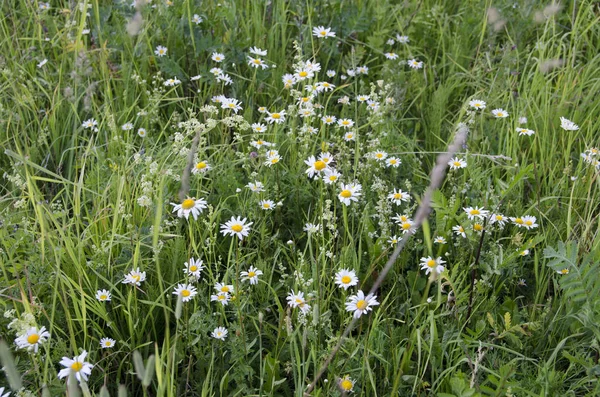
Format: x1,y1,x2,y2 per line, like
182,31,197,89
212,327,228,340
356,66,369,74
372,151,388,161
264,151,282,166
123,268,146,286
286,290,311,314
386,157,401,168
463,206,489,220
294,66,314,80
154,45,168,57
39,2,50,10
183,258,204,279
334,269,359,290
407,59,423,69
249,46,267,56
173,283,198,302
259,199,275,210
521,215,539,229
121,122,134,131
305,155,329,178
516,127,535,136
246,181,265,192
192,161,211,174
452,225,466,238
520,249,530,256
211,52,225,62
448,157,467,170
338,183,362,206
191,75,202,81
81,118,98,129
366,100,380,111
171,197,207,220
490,214,508,227
356,94,370,102
216,73,233,85
241,266,263,284
15,326,50,353
282,74,296,88
322,115,337,125
388,235,400,245
344,131,356,141
220,216,253,240
211,292,231,306
517,278,527,287
384,52,399,60
395,215,415,234
338,96,350,104
317,81,335,92
137,128,147,138
192,14,203,24
95,289,111,302
58,351,93,383
338,118,354,128
469,99,486,110
345,290,379,318
388,188,411,205
313,26,336,38
304,223,320,234
519,116,528,124
420,256,446,275
560,117,579,131
473,223,484,232
492,108,509,118
251,123,268,134
322,169,342,185
100,338,115,349
326,70,336,77
557,268,569,275
434,236,447,244
247,56,269,69
222,97,243,113
339,376,355,393
265,110,286,124
396,34,409,43
164,77,181,87
210,67,223,76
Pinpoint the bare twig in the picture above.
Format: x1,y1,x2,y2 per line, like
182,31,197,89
304,128,468,395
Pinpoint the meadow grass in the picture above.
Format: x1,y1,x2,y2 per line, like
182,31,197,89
1,0,600,395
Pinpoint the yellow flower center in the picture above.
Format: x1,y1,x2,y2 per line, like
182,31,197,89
232,224,243,233
458,226,464,232
340,190,352,198
271,158,279,164
475,103,481,107
495,215,503,220
248,271,256,277
215,56,221,61
376,153,383,158
299,71,308,77
27,334,40,344
474,224,483,231
181,290,191,297
427,259,436,268
514,218,524,224
394,193,401,199
470,209,480,215
347,134,353,139
341,379,353,391
402,222,411,230
320,31,327,36
263,203,271,208
356,300,368,310
100,294,107,300
71,362,83,372
105,341,112,346
322,83,330,87
342,120,350,125
196,162,207,169
295,298,303,305
497,112,504,117
525,220,533,226
561,269,569,274
329,175,337,181
314,160,326,171
326,118,332,122
190,265,198,272
271,113,281,119
132,274,141,282
390,159,397,164
218,295,226,300
301,97,309,102
253,59,261,64
341,275,352,284
453,161,461,167
182,199,196,210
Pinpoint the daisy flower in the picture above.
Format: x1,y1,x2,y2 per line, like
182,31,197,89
396,34,409,43
286,290,311,314
420,256,446,275
171,197,208,220
434,236,447,244
95,289,111,302
58,351,93,383
560,117,579,131
259,199,275,210
452,225,466,238
265,110,286,124
247,56,269,69
372,151,388,161
212,326,228,340
211,52,225,62
521,215,539,229
516,127,535,136
249,46,267,56
338,183,362,206
264,151,282,166
339,375,355,393
312,26,336,38
386,157,401,168
192,161,211,174
221,98,243,113
334,269,359,290
345,290,379,318
173,283,198,302
246,181,265,192
463,206,489,220
211,292,231,306
388,235,400,246
448,157,467,170
164,77,181,87
304,223,320,234
250,123,269,134
557,268,569,275
469,99,486,110
121,122,134,131
281,74,296,88
356,66,369,74
388,188,411,205
192,14,202,24
305,155,329,178
100,338,115,349
123,268,146,286
183,257,204,279
241,266,263,284
15,326,50,353
322,115,337,125
344,131,356,141
137,128,147,138
220,216,252,240
154,45,167,57
326,70,336,77
338,118,354,128
407,59,423,69
384,52,399,60
492,108,509,118
490,214,508,227
81,118,97,129
323,169,342,185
